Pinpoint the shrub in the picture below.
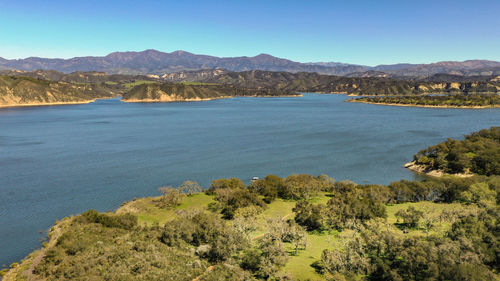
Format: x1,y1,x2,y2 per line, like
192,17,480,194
155,186,185,209
177,180,203,196
395,206,423,228
78,210,138,230
213,188,265,219
206,178,245,194
293,201,325,231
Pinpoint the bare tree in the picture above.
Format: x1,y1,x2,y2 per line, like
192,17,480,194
156,186,185,209
177,180,202,196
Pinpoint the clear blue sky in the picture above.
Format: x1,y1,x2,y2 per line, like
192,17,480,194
0,0,499,66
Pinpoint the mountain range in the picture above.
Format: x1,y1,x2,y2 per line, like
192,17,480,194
1,49,500,77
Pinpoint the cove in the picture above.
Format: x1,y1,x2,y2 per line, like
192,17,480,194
0,94,498,267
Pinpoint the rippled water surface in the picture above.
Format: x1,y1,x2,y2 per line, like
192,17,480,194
1,94,499,266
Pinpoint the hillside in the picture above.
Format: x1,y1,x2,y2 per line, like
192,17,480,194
122,83,230,102
373,60,500,77
202,70,500,96
409,127,500,176
0,76,116,107
0,50,365,75
2,70,500,107
121,82,299,103
0,69,159,84
3,171,499,280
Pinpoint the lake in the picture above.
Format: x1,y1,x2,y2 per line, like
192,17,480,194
0,94,498,267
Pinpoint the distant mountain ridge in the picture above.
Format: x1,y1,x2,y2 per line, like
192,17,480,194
0,49,499,77
0,50,365,76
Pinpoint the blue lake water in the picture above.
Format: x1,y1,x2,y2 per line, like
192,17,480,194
0,93,499,267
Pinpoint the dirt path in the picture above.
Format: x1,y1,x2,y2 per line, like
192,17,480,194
2,219,71,281
22,250,46,281
23,220,68,281
191,265,215,281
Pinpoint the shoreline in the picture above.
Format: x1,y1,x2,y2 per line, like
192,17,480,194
121,96,232,103
0,100,100,108
0,94,303,108
0,161,478,279
0,96,120,109
237,94,303,98
122,94,303,103
1,217,74,281
404,161,474,178
346,99,500,109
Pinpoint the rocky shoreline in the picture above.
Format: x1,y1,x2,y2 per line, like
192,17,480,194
346,99,500,109
404,161,474,178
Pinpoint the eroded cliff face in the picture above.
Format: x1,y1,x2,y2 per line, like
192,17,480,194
0,76,115,107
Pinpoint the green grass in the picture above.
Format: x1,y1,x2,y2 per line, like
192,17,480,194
309,192,333,204
260,199,295,219
117,193,214,225
104,81,118,85
250,193,332,239
118,193,478,280
386,201,472,236
123,80,158,89
282,232,339,280
181,82,219,86
276,200,473,280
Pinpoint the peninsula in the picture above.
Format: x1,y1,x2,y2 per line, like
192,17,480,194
407,127,499,177
0,75,116,108
3,128,499,281
121,82,299,103
348,94,500,108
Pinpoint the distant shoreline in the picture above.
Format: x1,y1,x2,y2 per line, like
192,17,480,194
0,94,304,108
0,100,100,109
102,94,303,103
121,96,232,103
346,99,500,109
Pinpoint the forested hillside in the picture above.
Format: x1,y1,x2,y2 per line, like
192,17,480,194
413,127,500,176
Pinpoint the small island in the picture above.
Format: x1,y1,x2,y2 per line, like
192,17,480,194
3,128,499,280
347,94,500,108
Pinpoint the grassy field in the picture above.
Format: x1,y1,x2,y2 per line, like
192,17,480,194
250,193,335,280
123,80,158,89
385,201,476,237
282,232,340,280
116,192,479,280
117,193,214,225
181,82,219,86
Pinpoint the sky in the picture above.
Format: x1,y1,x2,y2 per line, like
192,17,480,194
0,0,499,66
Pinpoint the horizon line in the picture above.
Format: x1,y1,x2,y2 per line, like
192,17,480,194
1,49,499,67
